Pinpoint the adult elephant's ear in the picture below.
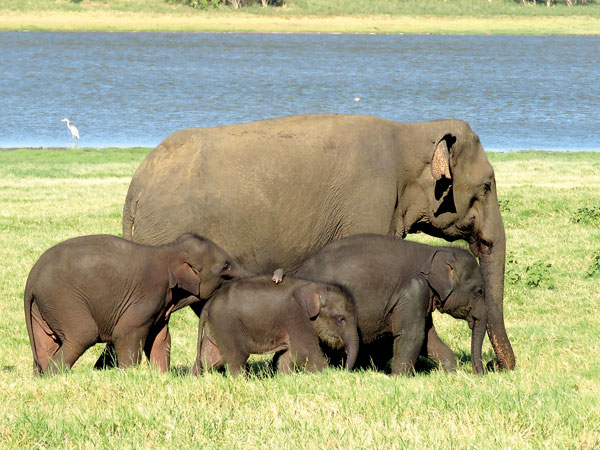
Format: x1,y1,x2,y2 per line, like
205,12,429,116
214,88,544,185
421,250,455,303
293,284,323,320
431,134,454,181
168,256,201,295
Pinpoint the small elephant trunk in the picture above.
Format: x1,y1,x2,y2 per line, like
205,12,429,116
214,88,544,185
471,315,487,374
342,329,359,371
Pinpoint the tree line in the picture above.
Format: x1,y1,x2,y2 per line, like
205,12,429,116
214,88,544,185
517,0,593,6
166,0,594,9
165,0,284,9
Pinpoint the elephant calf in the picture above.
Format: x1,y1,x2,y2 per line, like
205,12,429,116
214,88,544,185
192,276,359,376
293,234,488,375
24,233,248,375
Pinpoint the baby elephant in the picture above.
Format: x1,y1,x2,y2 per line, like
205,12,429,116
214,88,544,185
24,233,247,375
294,234,488,375
191,276,358,376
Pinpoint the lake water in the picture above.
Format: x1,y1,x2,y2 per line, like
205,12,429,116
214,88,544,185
0,32,598,151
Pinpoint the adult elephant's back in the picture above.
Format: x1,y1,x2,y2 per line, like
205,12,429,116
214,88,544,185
123,114,399,274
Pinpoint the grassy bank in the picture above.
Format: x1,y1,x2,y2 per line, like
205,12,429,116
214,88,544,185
0,148,599,448
0,0,599,33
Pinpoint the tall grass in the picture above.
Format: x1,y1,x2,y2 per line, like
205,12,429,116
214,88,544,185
1,147,599,448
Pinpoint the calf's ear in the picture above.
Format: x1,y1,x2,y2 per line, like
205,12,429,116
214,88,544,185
421,250,455,302
168,257,201,296
292,284,323,320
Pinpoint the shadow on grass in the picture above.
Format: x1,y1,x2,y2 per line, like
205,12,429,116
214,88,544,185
171,348,498,378
171,359,280,379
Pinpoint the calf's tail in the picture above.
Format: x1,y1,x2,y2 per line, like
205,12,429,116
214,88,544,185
122,193,137,240
24,285,42,375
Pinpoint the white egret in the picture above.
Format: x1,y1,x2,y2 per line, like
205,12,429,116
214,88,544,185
60,118,80,142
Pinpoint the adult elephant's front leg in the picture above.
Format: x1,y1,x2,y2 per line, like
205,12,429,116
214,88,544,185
420,315,457,372
144,323,171,372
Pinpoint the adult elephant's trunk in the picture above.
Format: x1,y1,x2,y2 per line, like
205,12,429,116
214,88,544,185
470,316,486,374
342,328,359,370
477,201,516,371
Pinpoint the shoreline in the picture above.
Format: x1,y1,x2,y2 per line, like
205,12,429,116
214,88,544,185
1,12,599,35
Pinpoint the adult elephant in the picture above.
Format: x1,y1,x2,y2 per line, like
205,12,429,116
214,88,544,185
122,114,515,370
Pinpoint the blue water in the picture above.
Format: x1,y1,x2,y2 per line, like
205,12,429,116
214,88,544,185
1,32,598,151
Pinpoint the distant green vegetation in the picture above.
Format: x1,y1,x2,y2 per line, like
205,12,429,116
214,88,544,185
249,0,598,14
0,148,599,448
1,0,599,33
286,0,599,15
1,0,598,15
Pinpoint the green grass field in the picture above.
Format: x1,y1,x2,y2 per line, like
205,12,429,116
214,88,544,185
1,148,599,448
1,0,599,33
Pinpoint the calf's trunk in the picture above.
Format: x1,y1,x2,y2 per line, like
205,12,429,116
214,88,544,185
342,329,359,370
471,317,486,374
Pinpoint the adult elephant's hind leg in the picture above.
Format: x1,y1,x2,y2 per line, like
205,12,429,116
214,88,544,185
421,315,457,372
144,323,171,372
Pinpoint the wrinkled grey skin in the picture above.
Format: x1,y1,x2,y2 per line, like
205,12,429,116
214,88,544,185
191,276,359,376
121,114,513,370
294,234,487,375
24,233,248,375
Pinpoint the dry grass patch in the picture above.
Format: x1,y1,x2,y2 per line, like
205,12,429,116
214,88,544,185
0,10,599,33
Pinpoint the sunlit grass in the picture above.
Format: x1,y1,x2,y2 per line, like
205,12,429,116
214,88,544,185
1,147,599,447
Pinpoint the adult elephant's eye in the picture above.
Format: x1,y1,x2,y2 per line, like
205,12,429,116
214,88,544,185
336,315,346,324
482,182,491,197
474,287,484,297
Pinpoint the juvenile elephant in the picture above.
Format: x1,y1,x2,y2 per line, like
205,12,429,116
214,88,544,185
293,234,487,375
191,276,358,376
24,233,248,375
121,114,514,370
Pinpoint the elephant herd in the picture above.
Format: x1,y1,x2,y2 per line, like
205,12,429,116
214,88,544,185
24,113,515,376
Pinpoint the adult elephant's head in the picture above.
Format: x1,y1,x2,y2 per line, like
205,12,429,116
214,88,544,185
397,120,514,370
